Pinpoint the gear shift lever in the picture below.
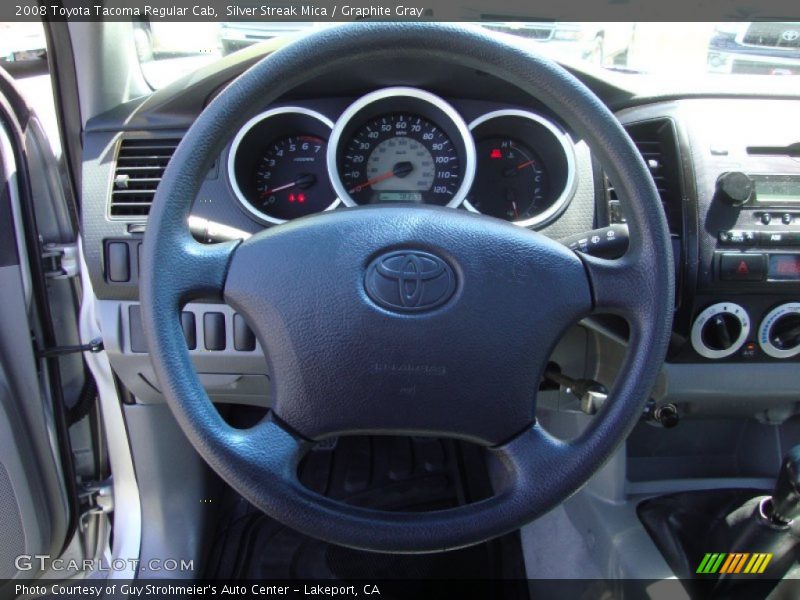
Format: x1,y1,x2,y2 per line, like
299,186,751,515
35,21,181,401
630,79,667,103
641,446,800,593
705,445,800,593
765,445,800,525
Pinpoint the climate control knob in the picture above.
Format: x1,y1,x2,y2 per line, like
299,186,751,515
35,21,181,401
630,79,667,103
759,303,800,359
691,302,750,359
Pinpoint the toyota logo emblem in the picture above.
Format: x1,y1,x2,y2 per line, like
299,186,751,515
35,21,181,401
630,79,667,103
365,250,456,312
782,30,800,41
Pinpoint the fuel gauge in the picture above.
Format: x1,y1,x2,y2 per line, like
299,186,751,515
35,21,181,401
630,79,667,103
465,109,576,229
468,137,549,222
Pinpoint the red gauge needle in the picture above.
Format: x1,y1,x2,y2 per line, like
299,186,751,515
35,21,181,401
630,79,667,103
349,161,414,194
261,181,297,196
515,159,536,170
261,173,316,197
349,170,395,193
502,159,537,178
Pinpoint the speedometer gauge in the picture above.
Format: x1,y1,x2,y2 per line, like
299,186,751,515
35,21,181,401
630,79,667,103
341,114,460,205
329,87,475,208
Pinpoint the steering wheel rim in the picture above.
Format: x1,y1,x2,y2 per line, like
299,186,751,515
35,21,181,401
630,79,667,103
140,22,674,553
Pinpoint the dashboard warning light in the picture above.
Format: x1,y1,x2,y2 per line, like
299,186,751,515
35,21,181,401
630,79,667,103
298,193,306,203
490,148,503,159
289,193,296,203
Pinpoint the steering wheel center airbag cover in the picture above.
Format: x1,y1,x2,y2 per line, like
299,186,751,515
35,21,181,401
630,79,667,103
365,249,457,312
224,205,591,444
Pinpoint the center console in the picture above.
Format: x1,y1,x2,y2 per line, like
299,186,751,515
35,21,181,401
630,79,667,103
614,100,800,365
689,168,800,362
690,170,800,361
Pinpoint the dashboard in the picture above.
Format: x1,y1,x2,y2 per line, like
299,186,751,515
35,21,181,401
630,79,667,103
223,87,576,228
78,43,800,418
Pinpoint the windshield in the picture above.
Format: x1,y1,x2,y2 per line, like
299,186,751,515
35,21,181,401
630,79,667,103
137,22,800,89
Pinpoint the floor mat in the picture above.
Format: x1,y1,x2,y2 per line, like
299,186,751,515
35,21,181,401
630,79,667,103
205,435,527,591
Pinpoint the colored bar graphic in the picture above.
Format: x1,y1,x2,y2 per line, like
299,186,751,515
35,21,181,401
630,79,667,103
697,553,725,574
719,554,736,574
697,552,773,575
753,553,772,574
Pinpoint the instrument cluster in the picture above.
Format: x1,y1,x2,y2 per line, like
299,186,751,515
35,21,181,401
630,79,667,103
228,87,577,229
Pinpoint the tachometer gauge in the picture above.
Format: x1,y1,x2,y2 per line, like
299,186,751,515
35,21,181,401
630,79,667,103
329,88,475,208
253,135,333,221
465,110,576,228
229,107,338,224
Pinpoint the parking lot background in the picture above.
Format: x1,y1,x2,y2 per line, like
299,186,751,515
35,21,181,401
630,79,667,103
0,22,789,154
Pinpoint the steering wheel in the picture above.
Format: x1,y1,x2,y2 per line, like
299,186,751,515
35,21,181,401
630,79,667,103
140,23,673,553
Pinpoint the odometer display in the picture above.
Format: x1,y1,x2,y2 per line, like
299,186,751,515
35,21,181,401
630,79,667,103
340,113,461,206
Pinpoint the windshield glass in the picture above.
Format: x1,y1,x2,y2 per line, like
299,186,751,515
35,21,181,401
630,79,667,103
138,22,800,89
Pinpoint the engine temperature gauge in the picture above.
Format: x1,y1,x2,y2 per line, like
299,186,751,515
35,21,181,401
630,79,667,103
465,109,576,229
467,138,549,222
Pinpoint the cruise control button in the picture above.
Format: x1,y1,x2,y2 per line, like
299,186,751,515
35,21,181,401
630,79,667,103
719,253,767,281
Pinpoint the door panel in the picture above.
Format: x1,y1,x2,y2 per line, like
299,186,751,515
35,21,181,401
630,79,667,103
0,91,71,577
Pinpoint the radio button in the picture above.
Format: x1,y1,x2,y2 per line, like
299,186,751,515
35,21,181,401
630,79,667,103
761,213,772,225
719,230,757,245
719,253,767,281
782,213,794,226
759,231,793,246
716,171,754,206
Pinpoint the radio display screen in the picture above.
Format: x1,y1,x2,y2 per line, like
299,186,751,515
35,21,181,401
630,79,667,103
769,254,800,280
755,175,800,203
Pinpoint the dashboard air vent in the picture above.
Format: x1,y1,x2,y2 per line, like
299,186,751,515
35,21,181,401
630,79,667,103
605,119,683,235
110,138,181,218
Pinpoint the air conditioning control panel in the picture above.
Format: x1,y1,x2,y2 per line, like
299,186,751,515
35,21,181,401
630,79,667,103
759,303,800,359
691,302,751,359
686,298,800,362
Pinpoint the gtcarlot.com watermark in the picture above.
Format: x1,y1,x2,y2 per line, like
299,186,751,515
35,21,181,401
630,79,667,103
15,554,194,573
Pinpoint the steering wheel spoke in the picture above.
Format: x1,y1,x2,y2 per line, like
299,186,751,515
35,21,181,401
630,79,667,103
579,251,651,317
146,235,239,305
235,417,310,485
